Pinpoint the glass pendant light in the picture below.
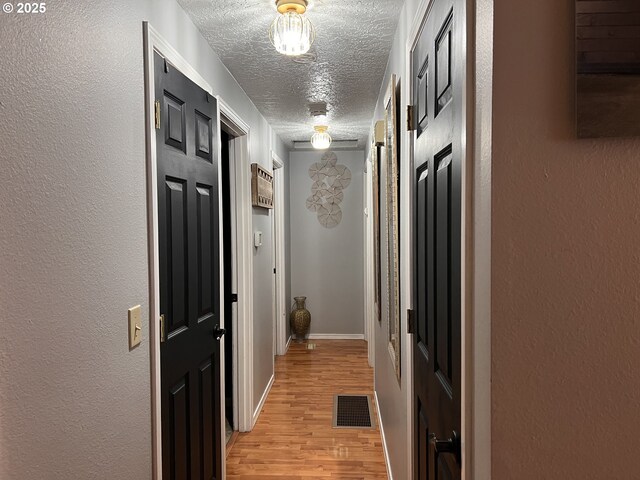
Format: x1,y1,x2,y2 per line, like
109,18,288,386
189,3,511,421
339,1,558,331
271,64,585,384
311,126,332,149
269,0,315,56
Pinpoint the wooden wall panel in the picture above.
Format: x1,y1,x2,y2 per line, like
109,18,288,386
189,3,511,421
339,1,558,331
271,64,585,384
576,0,640,137
577,0,640,74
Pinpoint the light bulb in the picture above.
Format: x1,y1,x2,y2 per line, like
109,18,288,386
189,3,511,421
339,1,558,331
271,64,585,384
269,10,315,56
311,126,332,149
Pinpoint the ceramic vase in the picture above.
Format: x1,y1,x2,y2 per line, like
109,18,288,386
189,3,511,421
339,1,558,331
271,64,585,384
290,296,311,342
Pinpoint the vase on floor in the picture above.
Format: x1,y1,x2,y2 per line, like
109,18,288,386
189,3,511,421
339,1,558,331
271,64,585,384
290,296,311,342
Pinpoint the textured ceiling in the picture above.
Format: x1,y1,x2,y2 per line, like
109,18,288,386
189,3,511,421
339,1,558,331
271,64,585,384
177,0,405,147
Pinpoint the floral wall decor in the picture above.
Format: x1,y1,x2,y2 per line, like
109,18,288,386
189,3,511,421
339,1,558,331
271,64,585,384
305,151,352,228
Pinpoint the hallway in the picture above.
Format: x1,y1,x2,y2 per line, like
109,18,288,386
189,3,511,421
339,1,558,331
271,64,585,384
226,341,388,479
4,1,640,479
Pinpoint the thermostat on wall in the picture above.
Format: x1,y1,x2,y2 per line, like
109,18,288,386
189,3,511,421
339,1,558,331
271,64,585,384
254,231,263,248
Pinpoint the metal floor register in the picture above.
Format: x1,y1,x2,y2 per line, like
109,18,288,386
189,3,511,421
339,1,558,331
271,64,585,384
333,394,375,429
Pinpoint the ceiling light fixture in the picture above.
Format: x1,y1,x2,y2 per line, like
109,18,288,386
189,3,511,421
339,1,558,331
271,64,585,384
311,125,332,149
269,0,315,56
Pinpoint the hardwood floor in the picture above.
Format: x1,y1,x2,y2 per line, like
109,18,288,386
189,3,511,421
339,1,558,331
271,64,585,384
226,340,388,479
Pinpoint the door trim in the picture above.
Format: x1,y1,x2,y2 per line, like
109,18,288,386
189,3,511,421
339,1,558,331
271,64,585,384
253,373,275,426
403,1,493,479
307,333,366,340
219,99,255,434
143,22,230,479
364,151,375,368
271,151,288,356
374,391,394,480
467,1,493,476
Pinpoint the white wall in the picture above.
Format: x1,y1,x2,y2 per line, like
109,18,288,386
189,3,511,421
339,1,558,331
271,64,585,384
0,1,286,477
251,130,288,416
492,0,640,477
289,150,365,336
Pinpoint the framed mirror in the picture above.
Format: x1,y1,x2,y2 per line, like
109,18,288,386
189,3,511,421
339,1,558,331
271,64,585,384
384,73,401,381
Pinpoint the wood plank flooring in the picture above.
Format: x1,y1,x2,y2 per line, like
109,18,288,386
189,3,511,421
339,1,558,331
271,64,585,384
226,340,388,479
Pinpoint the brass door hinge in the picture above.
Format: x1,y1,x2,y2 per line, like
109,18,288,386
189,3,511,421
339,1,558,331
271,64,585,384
160,314,166,343
407,104,416,132
154,100,161,130
407,308,415,334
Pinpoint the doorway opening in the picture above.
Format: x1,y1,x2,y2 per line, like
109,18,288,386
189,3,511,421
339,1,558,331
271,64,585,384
218,102,255,436
271,151,288,356
151,48,224,479
220,127,237,449
404,0,493,478
145,24,257,479
144,23,227,479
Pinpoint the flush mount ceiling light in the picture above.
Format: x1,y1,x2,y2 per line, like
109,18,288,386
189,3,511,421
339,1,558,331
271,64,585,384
311,125,332,149
308,101,327,117
269,0,315,56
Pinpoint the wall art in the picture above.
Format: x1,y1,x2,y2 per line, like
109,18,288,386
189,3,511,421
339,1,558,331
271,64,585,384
306,151,352,228
576,1,640,138
384,74,401,381
251,163,274,209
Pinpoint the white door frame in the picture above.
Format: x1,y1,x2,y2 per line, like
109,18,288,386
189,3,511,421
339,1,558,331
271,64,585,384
364,151,375,368
221,128,240,432
218,99,255,435
403,1,493,479
143,23,254,480
271,151,288,356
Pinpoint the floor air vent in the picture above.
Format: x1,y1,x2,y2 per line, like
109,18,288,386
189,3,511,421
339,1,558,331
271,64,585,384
333,395,375,429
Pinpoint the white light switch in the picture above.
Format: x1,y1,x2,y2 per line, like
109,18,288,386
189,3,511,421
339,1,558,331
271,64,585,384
128,305,142,348
254,231,263,248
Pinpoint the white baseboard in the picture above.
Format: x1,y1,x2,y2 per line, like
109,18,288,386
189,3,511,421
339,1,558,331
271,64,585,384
252,374,274,428
375,391,393,480
303,333,365,340
285,335,292,352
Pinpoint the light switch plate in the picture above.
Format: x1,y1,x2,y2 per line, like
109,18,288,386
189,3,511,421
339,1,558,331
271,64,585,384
128,305,142,349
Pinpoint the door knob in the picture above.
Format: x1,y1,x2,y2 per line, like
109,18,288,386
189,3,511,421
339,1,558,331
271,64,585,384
213,326,226,340
430,431,460,462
